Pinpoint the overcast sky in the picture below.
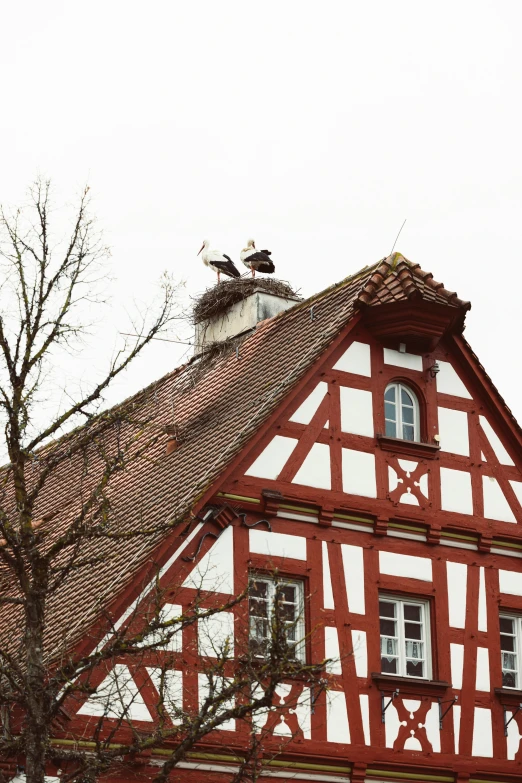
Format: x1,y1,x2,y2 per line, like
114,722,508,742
2,1,522,423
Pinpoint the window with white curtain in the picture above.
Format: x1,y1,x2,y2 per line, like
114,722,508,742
500,614,522,688
380,595,431,679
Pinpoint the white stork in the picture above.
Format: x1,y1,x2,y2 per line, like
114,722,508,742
198,240,241,283
240,239,275,277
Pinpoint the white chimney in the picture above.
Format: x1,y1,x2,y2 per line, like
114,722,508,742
193,279,300,350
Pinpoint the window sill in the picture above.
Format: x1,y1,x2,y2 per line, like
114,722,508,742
377,434,440,460
494,687,522,706
371,672,450,696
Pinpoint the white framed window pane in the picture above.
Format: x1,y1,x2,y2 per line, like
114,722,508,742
384,386,397,437
381,655,398,674
248,575,305,661
404,622,422,640
386,420,397,437
500,614,519,688
402,405,414,424
500,617,515,634
403,423,415,441
384,383,419,442
406,659,424,677
401,388,414,406
379,600,396,617
405,640,424,658
380,595,430,679
404,604,421,621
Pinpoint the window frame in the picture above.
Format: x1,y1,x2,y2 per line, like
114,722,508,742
379,593,432,680
500,613,522,689
384,382,421,442
248,573,306,662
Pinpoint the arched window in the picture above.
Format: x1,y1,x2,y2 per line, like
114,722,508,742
384,383,420,442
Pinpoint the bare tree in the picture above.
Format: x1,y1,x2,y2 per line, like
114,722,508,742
0,181,329,783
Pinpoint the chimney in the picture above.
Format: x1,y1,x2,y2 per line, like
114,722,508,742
193,279,301,351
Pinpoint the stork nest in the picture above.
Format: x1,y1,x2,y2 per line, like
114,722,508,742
192,277,300,324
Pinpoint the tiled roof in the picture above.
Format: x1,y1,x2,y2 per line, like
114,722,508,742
0,255,481,655
355,252,470,310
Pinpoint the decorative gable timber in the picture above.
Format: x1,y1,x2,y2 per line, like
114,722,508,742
225,321,522,537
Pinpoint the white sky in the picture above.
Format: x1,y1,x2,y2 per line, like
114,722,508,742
2,1,522,423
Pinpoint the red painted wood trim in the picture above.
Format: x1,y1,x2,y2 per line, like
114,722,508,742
328,541,366,745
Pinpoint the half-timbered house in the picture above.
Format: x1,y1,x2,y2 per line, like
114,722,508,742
11,252,522,783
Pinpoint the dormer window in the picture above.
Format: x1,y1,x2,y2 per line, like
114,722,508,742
384,383,419,442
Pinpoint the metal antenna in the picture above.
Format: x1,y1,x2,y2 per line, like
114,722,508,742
390,218,407,256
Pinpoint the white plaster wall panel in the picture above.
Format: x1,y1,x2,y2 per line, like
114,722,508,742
138,603,182,652
198,674,235,731
379,551,433,582
269,684,312,739
341,544,365,614
198,611,234,658
292,442,331,490
436,360,472,398
295,687,312,739
250,684,270,733
440,467,473,514
472,707,493,757
325,627,342,674
342,448,377,498
340,387,374,437
510,480,522,507
478,567,487,632
245,435,298,480
289,382,328,424
397,458,418,475
476,647,490,692
384,702,401,748
438,407,469,456
424,702,441,753
483,475,516,523
383,347,423,371
182,526,234,594
506,709,522,760
399,490,419,506
78,664,152,722
388,466,399,492
146,668,183,722
359,694,371,745
351,630,368,677
333,340,371,377
249,529,307,560
453,705,461,754
499,568,522,596
272,684,295,737
446,561,467,628
326,690,350,743
450,643,464,689
479,415,515,466
322,541,335,609
419,473,429,497
404,735,423,751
